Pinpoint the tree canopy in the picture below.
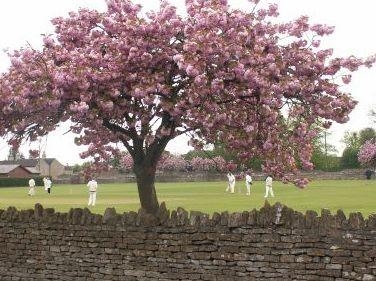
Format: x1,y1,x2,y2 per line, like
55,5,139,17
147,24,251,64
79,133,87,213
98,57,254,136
341,128,376,169
358,140,376,168
0,0,374,213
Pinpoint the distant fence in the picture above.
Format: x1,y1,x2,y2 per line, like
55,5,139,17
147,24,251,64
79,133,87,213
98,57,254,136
55,169,371,184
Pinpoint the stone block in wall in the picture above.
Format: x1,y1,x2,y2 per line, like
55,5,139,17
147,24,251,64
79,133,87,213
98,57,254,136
334,209,347,229
247,209,257,225
80,208,93,225
291,211,305,228
43,208,58,224
362,274,376,281
169,207,188,226
280,254,295,263
92,213,103,224
156,202,170,225
367,214,376,229
189,211,209,226
122,211,137,226
18,209,34,221
0,206,18,222
305,210,319,228
307,248,327,257
348,212,365,229
228,212,247,228
220,211,229,226
67,208,84,225
136,208,159,226
57,212,67,224
364,249,376,258
280,206,294,227
103,207,118,225
211,212,221,226
257,201,275,226
318,209,337,235
34,203,43,221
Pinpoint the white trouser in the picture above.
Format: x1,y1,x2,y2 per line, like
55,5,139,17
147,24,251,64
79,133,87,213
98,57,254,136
28,187,35,196
225,182,235,193
264,186,274,198
246,183,251,195
88,191,97,206
230,182,235,193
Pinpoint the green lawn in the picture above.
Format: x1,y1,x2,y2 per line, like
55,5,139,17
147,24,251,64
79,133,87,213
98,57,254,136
0,180,375,217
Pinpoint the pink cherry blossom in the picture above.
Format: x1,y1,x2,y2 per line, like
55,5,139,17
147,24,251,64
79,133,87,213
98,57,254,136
358,140,376,167
0,0,374,213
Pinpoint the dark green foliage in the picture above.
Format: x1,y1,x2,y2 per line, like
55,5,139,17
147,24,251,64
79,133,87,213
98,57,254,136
342,131,360,149
0,177,44,188
341,147,360,169
310,130,341,171
359,127,376,145
311,152,342,171
339,128,375,169
71,164,84,173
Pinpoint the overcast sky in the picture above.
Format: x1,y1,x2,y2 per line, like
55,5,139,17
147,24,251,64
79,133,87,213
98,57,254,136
0,0,375,165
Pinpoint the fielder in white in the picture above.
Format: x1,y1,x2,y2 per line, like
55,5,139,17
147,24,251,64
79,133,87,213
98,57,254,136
226,172,236,193
43,177,48,192
43,177,52,194
245,172,252,196
87,179,98,206
264,175,274,198
28,178,36,196
46,178,52,194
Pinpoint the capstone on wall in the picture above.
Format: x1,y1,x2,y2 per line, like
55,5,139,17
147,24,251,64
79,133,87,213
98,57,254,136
0,203,375,281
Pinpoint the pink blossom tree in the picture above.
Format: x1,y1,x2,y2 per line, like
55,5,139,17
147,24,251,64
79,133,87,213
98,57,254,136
358,140,376,168
157,153,187,171
189,156,227,172
122,153,188,171
190,157,210,171
0,0,374,214
121,153,134,172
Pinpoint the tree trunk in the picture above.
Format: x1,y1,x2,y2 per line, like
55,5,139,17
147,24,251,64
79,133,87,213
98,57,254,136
134,163,159,215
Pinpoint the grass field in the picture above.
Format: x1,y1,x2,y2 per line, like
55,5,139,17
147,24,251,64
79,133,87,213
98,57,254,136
0,179,375,217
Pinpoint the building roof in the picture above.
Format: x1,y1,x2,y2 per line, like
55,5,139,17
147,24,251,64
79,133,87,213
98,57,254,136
0,158,59,167
24,167,40,174
43,158,56,165
0,164,20,174
0,159,38,167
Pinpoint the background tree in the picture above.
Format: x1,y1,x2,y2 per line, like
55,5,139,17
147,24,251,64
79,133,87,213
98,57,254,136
185,141,275,172
359,127,376,146
342,131,360,149
72,164,83,173
340,128,375,168
311,131,340,171
341,147,360,169
340,131,360,169
358,139,376,168
0,0,374,214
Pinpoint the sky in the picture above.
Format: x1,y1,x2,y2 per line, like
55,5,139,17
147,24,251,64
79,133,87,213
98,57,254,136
0,0,375,165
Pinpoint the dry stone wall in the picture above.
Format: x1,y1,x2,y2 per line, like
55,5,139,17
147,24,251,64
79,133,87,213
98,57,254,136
0,203,375,281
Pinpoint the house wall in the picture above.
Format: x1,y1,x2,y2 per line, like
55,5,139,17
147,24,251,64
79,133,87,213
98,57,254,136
0,203,375,280
0,167,31,178
39,160,65,179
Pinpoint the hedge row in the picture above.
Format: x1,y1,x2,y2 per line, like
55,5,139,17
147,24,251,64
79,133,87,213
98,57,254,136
0,177,44,188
